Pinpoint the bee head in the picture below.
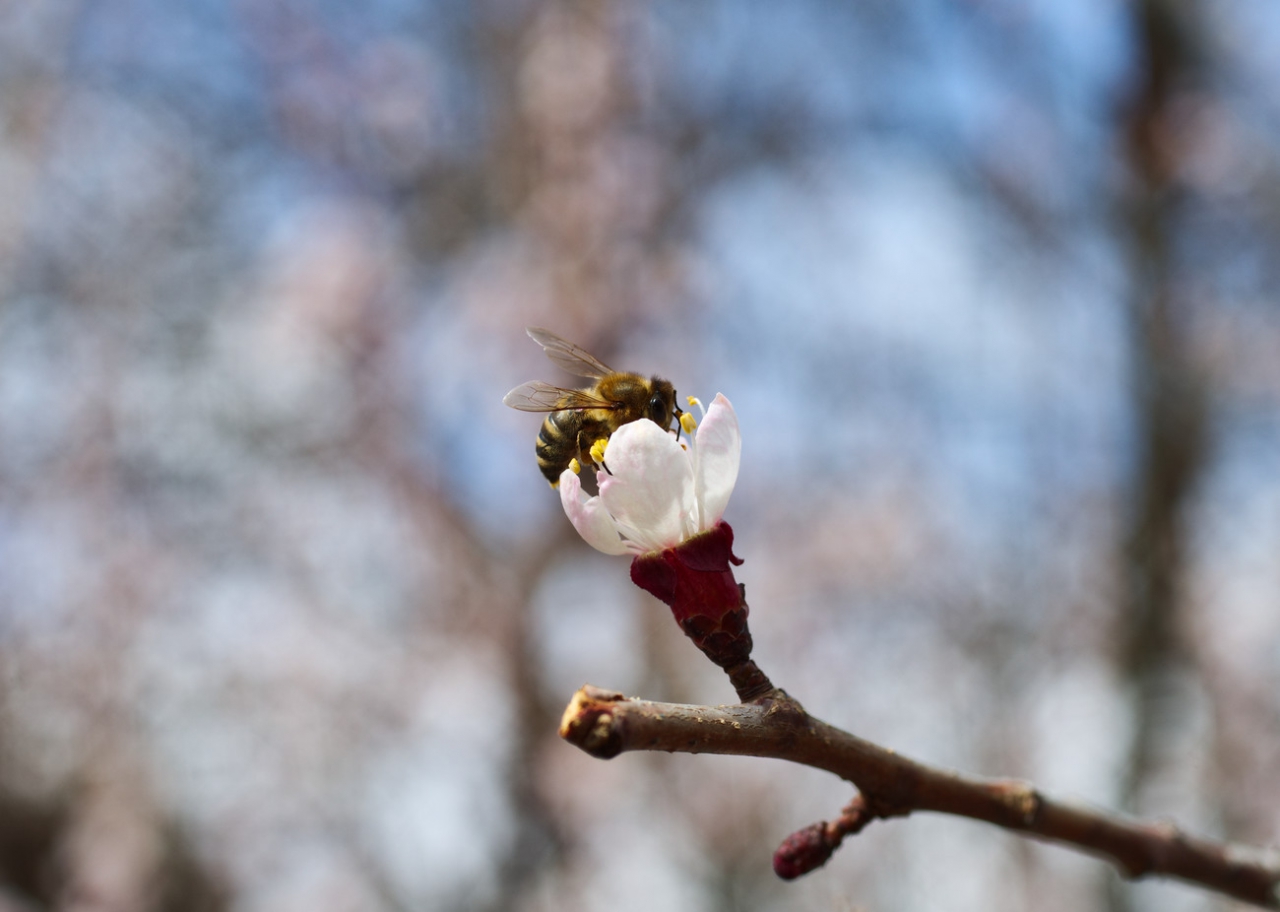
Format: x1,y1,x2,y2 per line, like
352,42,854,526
646,378,678,430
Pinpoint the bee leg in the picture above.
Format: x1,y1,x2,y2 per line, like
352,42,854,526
591,437,614,475
580,432,614,475
576,431,598,474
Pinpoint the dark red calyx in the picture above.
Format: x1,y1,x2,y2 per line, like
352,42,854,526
629,521,752,671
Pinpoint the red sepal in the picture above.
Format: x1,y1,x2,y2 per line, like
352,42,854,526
629,521,753,671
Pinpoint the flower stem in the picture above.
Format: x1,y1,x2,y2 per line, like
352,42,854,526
726,659,774,702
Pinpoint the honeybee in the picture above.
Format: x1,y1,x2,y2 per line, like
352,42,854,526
504,327,681,486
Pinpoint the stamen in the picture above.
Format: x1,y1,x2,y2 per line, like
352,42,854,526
589,438,609,467
680,412,698,435
568,458,581,475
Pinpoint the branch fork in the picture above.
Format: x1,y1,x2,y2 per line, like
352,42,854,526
559,684,1280,909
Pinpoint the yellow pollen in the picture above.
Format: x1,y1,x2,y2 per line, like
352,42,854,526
686,396,702,408
589,438,609,466
680,412,698,435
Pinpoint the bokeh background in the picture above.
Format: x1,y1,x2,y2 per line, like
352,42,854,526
2,1,1279,910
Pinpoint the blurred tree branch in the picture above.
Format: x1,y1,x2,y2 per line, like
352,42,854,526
561,685,1280,909
1114,0,1212,900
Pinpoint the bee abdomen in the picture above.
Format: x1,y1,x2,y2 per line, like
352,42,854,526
536,410,581,484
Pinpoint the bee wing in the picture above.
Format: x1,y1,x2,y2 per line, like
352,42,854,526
526,327,614,379
503,381,615,412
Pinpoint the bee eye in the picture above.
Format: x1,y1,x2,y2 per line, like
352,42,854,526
649,394,664,418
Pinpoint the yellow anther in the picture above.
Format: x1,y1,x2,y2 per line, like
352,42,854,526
686,395,702,408
589,438,609,466
680,412,698,435
568,458,581,475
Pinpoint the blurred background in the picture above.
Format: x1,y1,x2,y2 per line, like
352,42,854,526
1,1,1278,910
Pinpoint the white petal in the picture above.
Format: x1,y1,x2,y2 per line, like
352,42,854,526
598,419,695,552
559,468,631,555
693,393,740,529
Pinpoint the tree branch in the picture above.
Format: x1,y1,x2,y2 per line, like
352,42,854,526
560,685,1280,909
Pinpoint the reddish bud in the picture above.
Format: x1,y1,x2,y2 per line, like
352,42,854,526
773,822,836,880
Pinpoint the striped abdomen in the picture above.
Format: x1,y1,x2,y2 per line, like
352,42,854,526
536,409,586,485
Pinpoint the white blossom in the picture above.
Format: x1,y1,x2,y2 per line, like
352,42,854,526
559,394,741,556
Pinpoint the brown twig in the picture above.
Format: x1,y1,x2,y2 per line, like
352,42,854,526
559,685,1280,909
